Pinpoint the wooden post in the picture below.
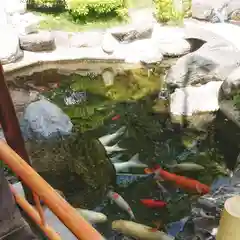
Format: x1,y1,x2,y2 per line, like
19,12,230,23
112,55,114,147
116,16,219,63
0,63,34,203
216,196,240,240
0,140,105,240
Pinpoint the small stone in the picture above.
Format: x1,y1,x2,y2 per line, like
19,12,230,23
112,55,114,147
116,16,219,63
19,31,56,52
102,33,120,54
102,69,115,86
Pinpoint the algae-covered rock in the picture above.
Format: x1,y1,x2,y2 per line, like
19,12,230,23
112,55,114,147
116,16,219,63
25,133,116,208
21,99,115,208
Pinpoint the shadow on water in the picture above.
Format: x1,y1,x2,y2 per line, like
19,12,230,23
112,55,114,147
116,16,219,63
9,63,231,238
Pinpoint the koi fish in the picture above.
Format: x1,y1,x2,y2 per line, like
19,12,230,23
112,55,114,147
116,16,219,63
104,143,126,154
99,126,126,146
112,220,174,240
145,166,210,195
140,199,167,208
112,114,121,121
107,190,135,219
75,209,107,224
166,162,205,172
114,153,148,173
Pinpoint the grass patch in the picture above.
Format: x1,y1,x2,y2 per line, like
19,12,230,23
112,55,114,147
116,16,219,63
31,0,153,32
36,11,128,31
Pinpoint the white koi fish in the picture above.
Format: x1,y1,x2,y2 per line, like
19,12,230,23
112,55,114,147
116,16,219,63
113,153,147,173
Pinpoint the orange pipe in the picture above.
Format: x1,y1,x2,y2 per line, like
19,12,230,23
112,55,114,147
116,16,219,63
0,140,105,240
10,186,61,240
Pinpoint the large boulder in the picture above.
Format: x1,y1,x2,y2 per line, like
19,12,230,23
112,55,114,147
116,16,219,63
170,81,223,116
165,42,240,88
19,31,56,52
0,26,23,65
20,99,73,141
191,0,240,22
21,99,115,208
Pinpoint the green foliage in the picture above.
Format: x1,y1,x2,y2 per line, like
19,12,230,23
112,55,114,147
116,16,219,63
233,91,240,110
65,0,128,21
27,0,66,11
154,0,192,23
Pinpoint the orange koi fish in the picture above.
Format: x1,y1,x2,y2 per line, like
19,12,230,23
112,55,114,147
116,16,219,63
145,166,210,195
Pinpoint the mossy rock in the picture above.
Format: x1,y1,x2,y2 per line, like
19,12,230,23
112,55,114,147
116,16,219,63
25,132,116,208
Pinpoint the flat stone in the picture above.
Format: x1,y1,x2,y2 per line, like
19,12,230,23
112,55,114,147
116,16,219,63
19,31,56,52
152,24,185,41
8,13,42,35
113,39,163,64
101,33,120,54
70,31,104,48
0,26,23,65
170,81,223,116
3,0,26,15
157,38,191,57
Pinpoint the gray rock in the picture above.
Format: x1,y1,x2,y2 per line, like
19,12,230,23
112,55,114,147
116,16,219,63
0,26,23,65
3,0,26,15
9,12,42,35
70,31,104,48
191,0,240,22
20,99,73,141
102,32,120,54
165,42,240,88
170,81,223,116
219,66,240,100
116,39,163,64
151,24,191,57
19,31,56,52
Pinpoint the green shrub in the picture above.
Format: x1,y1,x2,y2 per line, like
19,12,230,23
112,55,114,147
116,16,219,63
154,0,191,23
27,0,66,12
65,0,128,21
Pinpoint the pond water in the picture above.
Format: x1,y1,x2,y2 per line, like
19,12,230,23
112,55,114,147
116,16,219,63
8,64,229,239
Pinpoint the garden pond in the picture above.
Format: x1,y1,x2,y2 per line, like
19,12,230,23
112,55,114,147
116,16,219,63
6,62,231,239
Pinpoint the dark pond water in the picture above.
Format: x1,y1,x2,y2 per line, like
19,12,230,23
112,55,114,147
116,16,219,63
9,65,230,239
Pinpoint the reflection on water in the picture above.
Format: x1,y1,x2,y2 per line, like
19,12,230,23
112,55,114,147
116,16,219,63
12,66,229,238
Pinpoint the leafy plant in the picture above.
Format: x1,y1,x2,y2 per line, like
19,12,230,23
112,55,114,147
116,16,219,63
65,0,128,21
28,0,66,9
154,0,191,23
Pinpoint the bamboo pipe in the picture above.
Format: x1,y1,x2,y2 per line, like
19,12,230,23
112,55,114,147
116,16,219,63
0,140,105,240
10,186,61,240
216,196,240,240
